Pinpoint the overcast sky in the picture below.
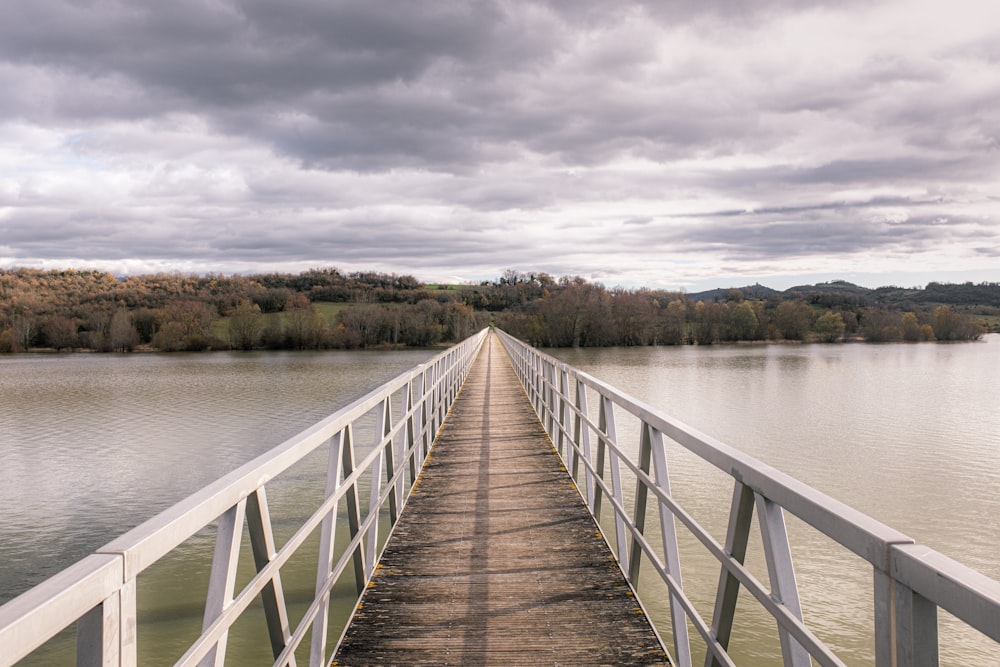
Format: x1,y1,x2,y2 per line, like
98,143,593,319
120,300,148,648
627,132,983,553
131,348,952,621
1,0,998,290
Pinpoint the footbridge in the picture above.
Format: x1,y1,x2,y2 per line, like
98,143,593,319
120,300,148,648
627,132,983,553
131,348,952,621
2,329,999,666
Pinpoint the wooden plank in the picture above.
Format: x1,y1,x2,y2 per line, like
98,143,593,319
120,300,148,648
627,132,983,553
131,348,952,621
333,335,669,666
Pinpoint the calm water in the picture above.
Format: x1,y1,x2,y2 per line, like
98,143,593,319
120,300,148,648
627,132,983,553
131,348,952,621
0,349,435,664
2,338,999,665
549,335,1000,666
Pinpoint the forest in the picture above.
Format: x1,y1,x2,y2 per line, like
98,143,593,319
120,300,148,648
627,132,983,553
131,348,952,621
0,267,994,353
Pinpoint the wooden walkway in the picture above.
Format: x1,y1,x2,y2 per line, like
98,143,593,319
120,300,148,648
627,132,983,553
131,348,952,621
333,334,669,666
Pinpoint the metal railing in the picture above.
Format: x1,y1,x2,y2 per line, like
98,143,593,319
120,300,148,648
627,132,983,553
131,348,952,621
0,329,489,667
496,329,1000,667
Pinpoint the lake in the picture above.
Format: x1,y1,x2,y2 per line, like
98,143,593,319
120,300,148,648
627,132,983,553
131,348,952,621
2,336,998,665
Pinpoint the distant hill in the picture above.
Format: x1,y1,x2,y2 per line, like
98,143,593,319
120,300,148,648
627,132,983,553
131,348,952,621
779,281,872,308
690,280,1000,310
688,280,871,303
872,282,1000,308
687,283,780,302
782,280,871,299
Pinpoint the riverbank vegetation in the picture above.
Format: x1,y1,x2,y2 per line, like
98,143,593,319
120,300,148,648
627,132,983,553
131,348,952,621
0,267,993,352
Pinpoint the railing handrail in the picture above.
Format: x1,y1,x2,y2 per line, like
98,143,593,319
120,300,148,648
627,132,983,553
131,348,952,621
97,344,466,580
532,352,911,565
0,328,489,667
495,328,1000,667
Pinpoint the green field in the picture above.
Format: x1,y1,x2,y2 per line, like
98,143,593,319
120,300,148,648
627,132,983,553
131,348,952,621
213,301,349,340
314,302,348,319
976,314,1000,332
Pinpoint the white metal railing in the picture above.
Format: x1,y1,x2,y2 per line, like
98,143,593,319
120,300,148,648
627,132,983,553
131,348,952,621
0,328,489,667
496,329,1000,667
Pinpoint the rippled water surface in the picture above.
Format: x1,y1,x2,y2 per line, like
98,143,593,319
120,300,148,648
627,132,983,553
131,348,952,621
550,335,1000,666
3,338,999,665
0,349,434,607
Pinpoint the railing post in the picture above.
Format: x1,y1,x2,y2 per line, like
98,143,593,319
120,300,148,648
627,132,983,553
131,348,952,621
445,350,455,405
628,423,653,585
600,395,628,568
754,494,810,667
535,353,545,416
437,357,446,428
873,568,894,667
246,488,296,665
427,362,437,436
425,363,436,440
199,500,247,667
414,372,428,462
574,379,596,510
420,366,432,457
557,368,570,461
894,581,938,667
76,586,128,667
542,362,554,439
310,431,344,667
648,425,692,667
593,395,608,518
432,360,444,435
531,353,542,414
706,481,754,667
118,579,137,667
447,347,454,402
340,425,366,596
377,397,400,524
402,379,417,491
364,432,385,583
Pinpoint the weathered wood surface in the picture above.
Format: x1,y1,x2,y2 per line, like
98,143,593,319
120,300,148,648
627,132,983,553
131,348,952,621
333,334,669,666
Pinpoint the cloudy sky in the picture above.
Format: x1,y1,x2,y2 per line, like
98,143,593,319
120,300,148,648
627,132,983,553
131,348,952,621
1,0,999,290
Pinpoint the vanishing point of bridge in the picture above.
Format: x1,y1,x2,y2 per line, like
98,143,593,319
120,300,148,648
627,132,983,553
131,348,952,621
334,334,665,665
2,329,999,666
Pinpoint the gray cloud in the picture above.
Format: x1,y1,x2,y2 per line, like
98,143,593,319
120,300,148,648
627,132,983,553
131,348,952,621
1,0,998,289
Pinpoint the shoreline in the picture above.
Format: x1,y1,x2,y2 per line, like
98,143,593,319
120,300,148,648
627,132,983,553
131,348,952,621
6,334,992,356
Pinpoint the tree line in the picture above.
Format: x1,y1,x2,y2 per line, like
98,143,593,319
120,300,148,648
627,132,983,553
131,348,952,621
0,267,992,353
0,267,487,353
493,279,986,346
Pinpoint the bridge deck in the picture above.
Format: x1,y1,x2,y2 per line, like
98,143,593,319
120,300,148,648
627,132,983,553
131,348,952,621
333,334,668,666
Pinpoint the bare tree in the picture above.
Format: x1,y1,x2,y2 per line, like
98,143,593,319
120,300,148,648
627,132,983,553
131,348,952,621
109,308,140,352
227,300,264,350
775,300,814,340
11,312,35,350
44,315,79,351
